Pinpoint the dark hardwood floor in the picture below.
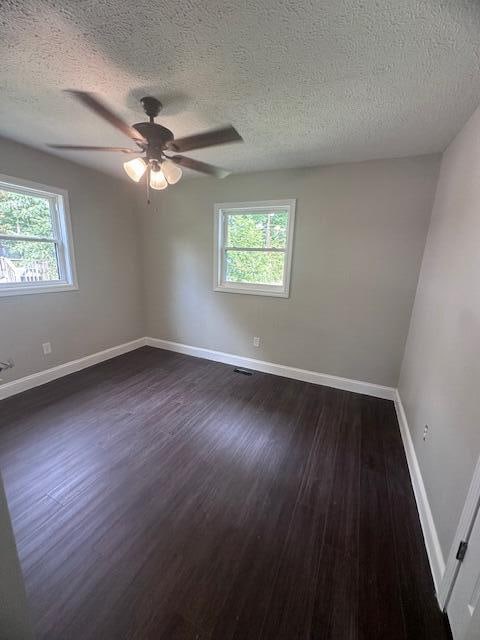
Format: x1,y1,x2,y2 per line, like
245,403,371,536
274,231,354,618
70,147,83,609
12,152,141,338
0,347,450,640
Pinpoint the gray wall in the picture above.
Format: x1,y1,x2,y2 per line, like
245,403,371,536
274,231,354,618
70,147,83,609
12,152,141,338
0,473,33,639
0,137,144,383
141,155,440,387
399,107,480,558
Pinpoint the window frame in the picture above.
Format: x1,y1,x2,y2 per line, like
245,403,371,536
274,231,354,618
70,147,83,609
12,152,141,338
0,174,78,298
213,199,296,298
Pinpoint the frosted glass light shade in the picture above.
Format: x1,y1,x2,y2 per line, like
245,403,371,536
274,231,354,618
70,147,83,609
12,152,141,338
149,168,168,190
161,159,183,184
123,157,147,182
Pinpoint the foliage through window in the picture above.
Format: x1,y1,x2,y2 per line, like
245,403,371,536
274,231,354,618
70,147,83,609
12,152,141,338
0,176,76,296
214,200,296,297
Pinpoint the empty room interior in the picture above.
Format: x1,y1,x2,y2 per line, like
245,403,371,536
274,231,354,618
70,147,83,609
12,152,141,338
1,1,480,639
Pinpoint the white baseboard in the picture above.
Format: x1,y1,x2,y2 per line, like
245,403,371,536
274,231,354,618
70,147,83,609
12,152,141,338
0,338,146,401
145,337,395,400
0,335,395,402
394,390,445,597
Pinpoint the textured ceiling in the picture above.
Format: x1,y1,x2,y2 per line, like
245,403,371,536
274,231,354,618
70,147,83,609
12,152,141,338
1,0,480,179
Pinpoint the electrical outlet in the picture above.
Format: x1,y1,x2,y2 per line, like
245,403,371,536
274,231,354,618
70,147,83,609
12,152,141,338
42,342,52,355
253,336,260,348
423,424,429,441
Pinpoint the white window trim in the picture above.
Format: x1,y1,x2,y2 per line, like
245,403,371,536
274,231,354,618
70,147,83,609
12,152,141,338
213,199,296,298
0,174,78,298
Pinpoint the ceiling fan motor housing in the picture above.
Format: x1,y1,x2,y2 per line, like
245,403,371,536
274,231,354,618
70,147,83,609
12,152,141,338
133,96,174,160
132,122,174,160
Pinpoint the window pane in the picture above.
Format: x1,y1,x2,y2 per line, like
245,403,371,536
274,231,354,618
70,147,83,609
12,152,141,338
226,211,288,249
225,250,285,286
0,189,54,238
0,239,60,283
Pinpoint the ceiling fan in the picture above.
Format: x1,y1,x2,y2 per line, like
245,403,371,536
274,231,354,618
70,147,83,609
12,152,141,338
47,91,243,194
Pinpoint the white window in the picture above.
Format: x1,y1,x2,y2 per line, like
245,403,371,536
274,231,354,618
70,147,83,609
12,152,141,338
214,199,296,297
0,175,77,297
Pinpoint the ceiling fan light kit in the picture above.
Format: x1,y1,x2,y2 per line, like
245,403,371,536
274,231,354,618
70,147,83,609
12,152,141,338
161,158,182,184
149,160,168,190
47,91,243,202
123,157,147,182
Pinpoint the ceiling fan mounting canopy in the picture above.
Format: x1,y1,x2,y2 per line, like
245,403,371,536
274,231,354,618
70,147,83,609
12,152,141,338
140,96,162,119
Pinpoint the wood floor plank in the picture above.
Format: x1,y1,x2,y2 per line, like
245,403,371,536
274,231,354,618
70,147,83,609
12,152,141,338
0,347,451,640
358,397,406,640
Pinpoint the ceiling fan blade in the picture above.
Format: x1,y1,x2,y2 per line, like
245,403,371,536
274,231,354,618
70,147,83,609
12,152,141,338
167,126,242,153
65,90,147,146
47,144,139,153
170,155,231,178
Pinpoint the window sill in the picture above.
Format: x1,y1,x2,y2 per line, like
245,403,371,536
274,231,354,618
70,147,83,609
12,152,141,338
0,282,78,298
214,284,289,298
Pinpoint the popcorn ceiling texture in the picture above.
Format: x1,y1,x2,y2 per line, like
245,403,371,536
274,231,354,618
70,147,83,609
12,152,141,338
1,0,479,179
